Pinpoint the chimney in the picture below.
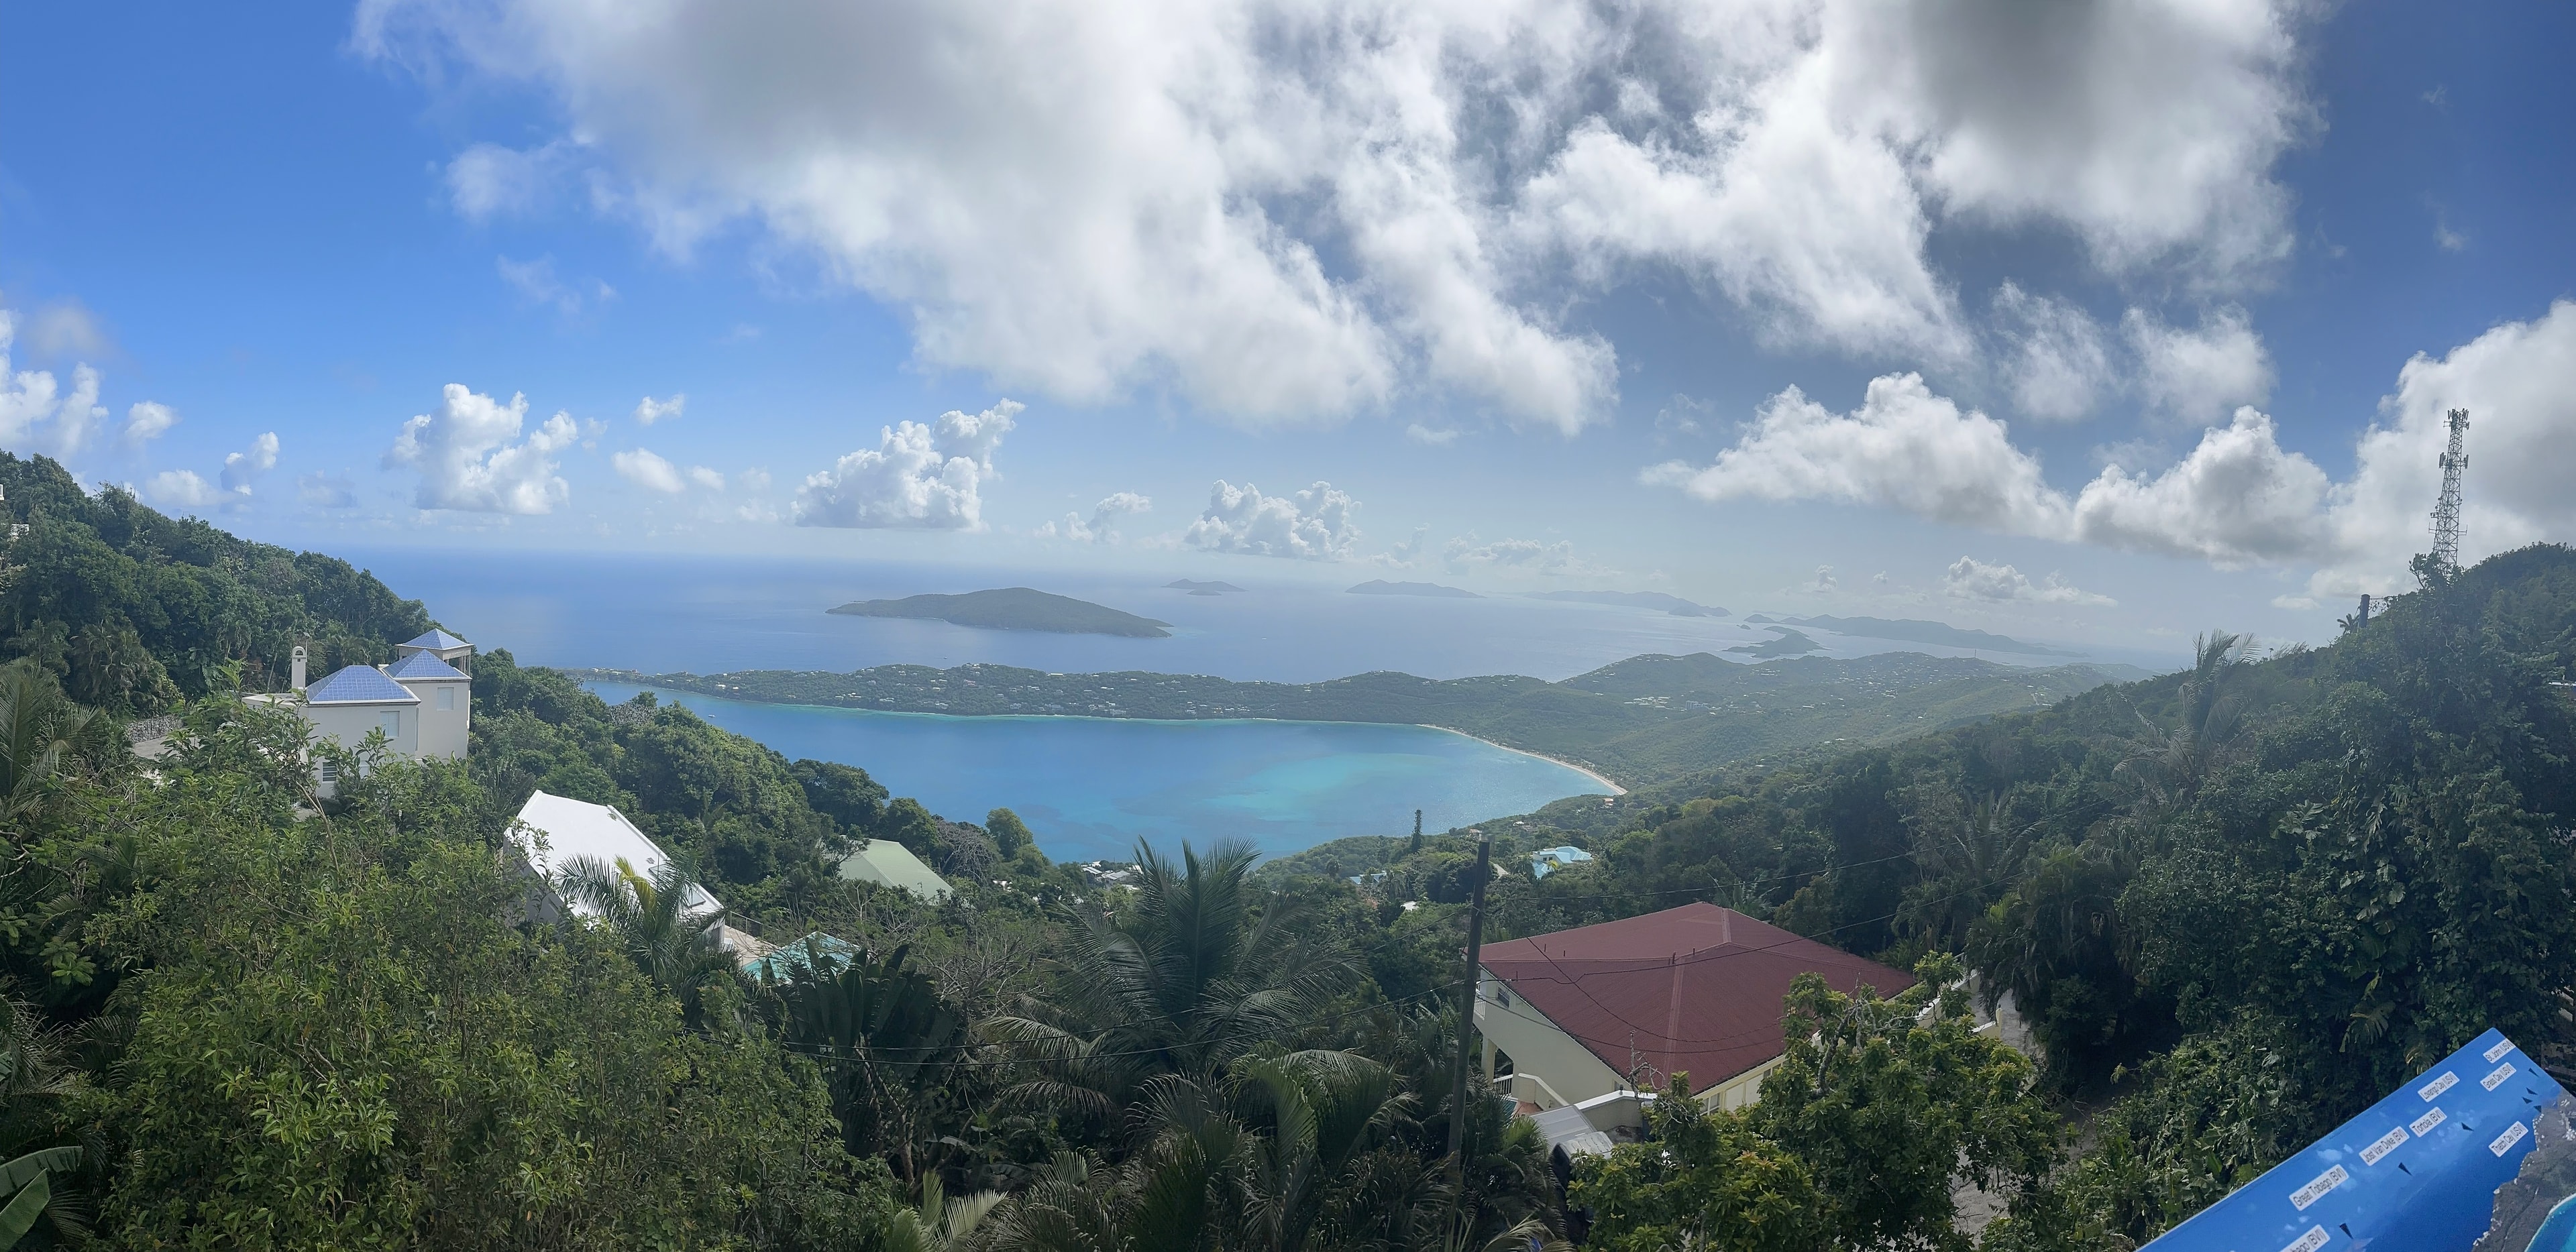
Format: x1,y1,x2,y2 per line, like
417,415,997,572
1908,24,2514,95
290,645,308,692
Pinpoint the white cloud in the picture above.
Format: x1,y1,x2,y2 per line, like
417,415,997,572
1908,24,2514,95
737,467,771,494
366,0,2311,431
0,310,107,461
123,401,178,446
1377,524,1431,567
1809,565,1839,593
688,465,725,490
635,393,685,424
221,431,280,495
299,473,358,508
146,469,222,509
1041,491,1153,543
2310,300,2576,595
1644,373,2071,537
497,254,612,315
385,384,579,514
612,447,687,494
1405,423,1460,447
2070,406,2328,565
793,400,1020,530
1648,372,2333,567
1943,557,2113,606
445,138,579,219
1444,533,1578,575
1183,480,1358,560
2127,305,2273,421
1991,282,2110,421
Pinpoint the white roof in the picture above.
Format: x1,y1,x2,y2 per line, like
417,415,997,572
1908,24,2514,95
511,790,722,921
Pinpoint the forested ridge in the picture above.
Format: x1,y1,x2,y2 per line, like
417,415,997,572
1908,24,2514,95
0,450,2571,1249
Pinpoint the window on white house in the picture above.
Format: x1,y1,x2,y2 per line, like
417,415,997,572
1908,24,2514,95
380,710,400,738
437,687,453,711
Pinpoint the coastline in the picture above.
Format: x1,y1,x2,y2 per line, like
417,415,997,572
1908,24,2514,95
580,677,1627,795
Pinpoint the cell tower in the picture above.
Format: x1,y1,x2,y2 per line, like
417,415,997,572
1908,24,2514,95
2430,408,2469,572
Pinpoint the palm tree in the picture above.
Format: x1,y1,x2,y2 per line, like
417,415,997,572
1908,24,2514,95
987,840,1357,1131
0,997,91,1246
555,854,735,1021
761,940,968,1186
2116,630,2248,821
0,661,109,825
883,1172,1004,1252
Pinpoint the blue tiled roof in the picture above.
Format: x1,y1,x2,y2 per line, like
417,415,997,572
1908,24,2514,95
386,650,468,681
402,628,472,650
304,665,421,705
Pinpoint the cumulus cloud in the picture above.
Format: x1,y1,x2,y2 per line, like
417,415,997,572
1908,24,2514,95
1991,282,2110,421
1943,557,2113,606
1041,491,1152,543
386,384,579,514
364,0,2312,431
688,465,725,490
737,467,771,494
221,432,280,495
612,447,687,494
146,469,222,509
793,400,1020,530
2308,300,2576,595
2127,305,2273,421
0,311,107,461
1644,373,2072,537
1183,481,1358,560
635,393,684,424
1648,372,2336,567
123,401,178,446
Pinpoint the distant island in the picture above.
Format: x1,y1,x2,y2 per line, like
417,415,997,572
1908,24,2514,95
1166,579,1246,596
1782,615,2078,657
1349,580,1481,598
579,650,2147,789
826,587,1173,637
1525,589,1727,617
1727,628,1824,658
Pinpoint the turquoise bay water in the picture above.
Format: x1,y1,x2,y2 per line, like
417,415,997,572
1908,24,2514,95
586,682,1613,863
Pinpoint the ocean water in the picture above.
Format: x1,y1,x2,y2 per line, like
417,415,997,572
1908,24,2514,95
345,548,2125,683
585,681,1613,863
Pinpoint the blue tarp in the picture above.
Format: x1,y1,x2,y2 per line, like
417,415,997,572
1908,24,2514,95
2143,1028,2563,1251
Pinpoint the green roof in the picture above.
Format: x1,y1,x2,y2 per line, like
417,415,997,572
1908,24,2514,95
837,840,953,901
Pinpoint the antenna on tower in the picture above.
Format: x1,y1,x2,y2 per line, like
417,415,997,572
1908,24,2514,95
2430,408,2469,573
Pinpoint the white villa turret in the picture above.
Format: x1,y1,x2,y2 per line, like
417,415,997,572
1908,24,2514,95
396,628,474,675
386,649,470,758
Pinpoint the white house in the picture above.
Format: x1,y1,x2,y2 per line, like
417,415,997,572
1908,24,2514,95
270,631,474,791
1472,902,1914,1163
510,789,725,924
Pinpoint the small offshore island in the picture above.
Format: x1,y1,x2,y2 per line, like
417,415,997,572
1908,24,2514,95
826,587,1172,636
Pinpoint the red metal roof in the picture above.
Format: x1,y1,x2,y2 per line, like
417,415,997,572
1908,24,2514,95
1479,901,1915,1094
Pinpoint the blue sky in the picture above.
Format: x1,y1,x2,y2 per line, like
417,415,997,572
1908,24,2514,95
3,0,2572,655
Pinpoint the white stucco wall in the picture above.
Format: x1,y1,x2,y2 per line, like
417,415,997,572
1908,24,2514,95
395,677,470,759
303,699,421,758
1473,972,1627,1108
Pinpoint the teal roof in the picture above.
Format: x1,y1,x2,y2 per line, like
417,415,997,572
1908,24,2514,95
386,650,468,681
741,932,859,983
402,628,472,650
305,665,419,705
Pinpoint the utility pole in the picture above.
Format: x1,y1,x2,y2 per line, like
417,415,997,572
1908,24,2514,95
1448,828,1493,1174
2431,408,2470,573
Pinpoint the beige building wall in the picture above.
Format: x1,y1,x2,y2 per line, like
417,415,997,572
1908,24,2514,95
395,677,470,759
303,699,421,758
